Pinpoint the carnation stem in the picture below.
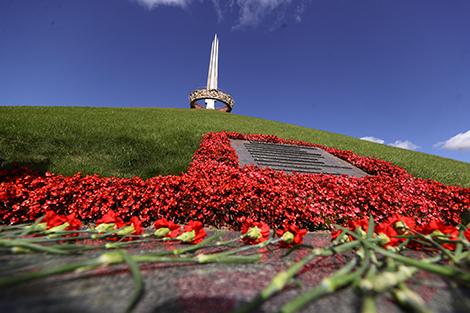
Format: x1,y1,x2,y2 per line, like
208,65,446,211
49,243,97,252
366,242,470,282
119,251,144,313
0,239,71,255
392,283,432,313
19,216,45,236
0,259,102,287
280,257,366,313
233,240,363,313
27,235,96,243
359,265,378,313
196,253,261,264
233,249,318,313
0,248,260,289
171,233,222,255
0,223,30,230
361,294,377,313
364,265,417,293
412,232,457,262
105,239,152,249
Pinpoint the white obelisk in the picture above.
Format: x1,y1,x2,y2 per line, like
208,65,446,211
205,34,219,109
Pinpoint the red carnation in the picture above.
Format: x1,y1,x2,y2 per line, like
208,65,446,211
388,215,416,234
43,211,67,228
95,210,126,233
419,219,458,236
129,216,143,235
375,221,401,247
331,229,348,242
64,213,82,230
418,219,459,250
154,217,180,238
96,210,124,228
347,217,370,233
276,224,307,247
43,211,82,231
331,217,370,243
112,216,145,236
241,218,270,245
176,220,206,244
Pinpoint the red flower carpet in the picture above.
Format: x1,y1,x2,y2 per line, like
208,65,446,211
1,132,469,229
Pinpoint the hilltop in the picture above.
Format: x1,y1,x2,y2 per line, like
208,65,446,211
0,106,468,187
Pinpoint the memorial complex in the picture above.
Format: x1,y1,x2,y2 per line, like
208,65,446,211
189,34,235,112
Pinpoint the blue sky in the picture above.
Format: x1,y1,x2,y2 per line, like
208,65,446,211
1,0,469,163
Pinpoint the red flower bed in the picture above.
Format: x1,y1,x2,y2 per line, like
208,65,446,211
0,132,469,230
333,215,470,251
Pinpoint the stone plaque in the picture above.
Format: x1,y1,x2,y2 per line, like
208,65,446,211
230,139,368,178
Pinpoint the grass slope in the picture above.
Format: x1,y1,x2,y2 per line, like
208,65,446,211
0,106,469,187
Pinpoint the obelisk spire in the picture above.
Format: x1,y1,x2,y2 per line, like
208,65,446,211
189,34,233,112
206,34,218,90
205,34,218,109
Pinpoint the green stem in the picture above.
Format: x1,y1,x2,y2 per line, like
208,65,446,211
392,283,433,313
189,238,274,263
49,243,97,251
26,235,96,243
233,241,362,313
120,251,144,313
104,239,152,249
0,223,30,230
331,240,363,254
221,238,273,255
364,265,417,293
413,232,457,262
359,264,378,313
43,229,97,235
366,215,375,239
233,253,317,313
365,242,470,282
397,238,411,251
19,216,45,236
0,259,102,287
0,239,71,255
214,237,240,246
171,233,222,255
197,254,261,264
361,294,377,313
280,257,366,313
454,229,468,262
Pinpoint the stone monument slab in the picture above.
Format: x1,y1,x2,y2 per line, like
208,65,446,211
230,139,368,177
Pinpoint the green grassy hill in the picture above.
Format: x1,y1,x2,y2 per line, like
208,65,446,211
0,106,469,187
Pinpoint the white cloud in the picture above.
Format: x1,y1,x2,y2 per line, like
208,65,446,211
360,136,385,144
132,0,307,28
389,140,419,151
134,0,191,10
294,1,305,23
435,130,470,151
211,0,224,21
234,0,292,28
361,136,419,150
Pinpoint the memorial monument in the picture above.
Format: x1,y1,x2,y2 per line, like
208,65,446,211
189,34,234,112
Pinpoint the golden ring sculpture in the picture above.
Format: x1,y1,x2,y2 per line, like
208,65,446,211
189,89,234,113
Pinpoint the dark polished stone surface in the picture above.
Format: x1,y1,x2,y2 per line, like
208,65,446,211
230,140,368,177
1,230,468,313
